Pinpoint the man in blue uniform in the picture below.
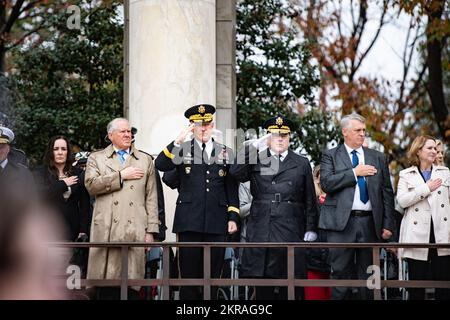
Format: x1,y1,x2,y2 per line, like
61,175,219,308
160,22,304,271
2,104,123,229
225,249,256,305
155,104,239,300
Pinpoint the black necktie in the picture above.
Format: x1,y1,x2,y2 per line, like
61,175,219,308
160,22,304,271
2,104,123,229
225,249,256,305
202,143,207,164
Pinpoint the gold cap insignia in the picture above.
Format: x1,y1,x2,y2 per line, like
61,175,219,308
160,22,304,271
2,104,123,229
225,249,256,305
198,105,206,114
276,117,283,126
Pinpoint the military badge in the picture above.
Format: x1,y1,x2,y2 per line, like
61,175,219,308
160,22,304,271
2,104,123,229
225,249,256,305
185,166,191,174
198,105,206,114
219,169,226,177
217,148,229,163
276,117,283,126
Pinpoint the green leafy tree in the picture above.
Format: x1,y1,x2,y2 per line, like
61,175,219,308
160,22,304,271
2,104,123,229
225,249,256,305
0,1,68,73
236,0,339,164
8,0,123,164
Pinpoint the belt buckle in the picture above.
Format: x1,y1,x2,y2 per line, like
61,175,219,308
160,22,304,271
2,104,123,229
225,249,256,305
275,193,281,202
352,210,368,217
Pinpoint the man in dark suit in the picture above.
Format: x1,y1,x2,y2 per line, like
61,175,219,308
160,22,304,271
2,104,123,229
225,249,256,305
230,115,318,300
155,104,240,300
0,126,34,205
319,113,396,300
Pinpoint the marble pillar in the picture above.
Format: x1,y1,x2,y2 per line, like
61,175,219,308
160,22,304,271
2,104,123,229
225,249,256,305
127,0,216,155
216,0,236,149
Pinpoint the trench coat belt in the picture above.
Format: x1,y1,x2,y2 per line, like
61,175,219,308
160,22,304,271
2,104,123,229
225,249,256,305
254,193,300,203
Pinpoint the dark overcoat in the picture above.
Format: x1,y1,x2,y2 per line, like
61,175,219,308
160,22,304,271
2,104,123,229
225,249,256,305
230,147,318,278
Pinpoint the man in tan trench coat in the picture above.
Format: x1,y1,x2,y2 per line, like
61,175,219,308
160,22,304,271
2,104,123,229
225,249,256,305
85,118,159,299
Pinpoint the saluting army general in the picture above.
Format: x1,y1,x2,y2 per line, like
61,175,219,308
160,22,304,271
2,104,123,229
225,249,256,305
85,118,159,299
230,115,319,300
155,104,239,300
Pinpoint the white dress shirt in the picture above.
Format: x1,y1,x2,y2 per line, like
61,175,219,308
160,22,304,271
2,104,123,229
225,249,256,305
113,147,130,185
344,143,372,211
269,149,288,162
195,138,214,159
0,158,8,170
113,147,130,162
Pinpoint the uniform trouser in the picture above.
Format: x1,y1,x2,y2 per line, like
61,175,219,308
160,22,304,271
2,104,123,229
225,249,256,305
407,220,450,300
178,232,225,300
327,215,378,300
252,247,306,300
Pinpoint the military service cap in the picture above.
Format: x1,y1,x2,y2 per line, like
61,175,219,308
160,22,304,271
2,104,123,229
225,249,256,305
184,104,215,123
0,126,14,144
263,115,294,134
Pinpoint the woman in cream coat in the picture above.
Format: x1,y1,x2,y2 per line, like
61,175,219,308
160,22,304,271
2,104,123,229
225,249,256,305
397,135,450,300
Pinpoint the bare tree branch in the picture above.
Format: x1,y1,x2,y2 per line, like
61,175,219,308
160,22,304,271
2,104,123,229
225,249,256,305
398,15,415,103
350,0,356,32
353,0,388,73
18,0,44,15
5,19,45,50
1,0,25,34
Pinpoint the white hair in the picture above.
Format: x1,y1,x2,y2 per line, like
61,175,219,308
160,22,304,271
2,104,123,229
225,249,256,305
107,118,129,134
340,113,366,129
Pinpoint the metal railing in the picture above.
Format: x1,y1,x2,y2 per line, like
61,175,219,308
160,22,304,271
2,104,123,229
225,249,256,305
51,242,450,300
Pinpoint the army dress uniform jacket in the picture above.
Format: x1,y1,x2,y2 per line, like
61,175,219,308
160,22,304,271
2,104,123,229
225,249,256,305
230,147,319,278
84,144,159,284
155,139,239,235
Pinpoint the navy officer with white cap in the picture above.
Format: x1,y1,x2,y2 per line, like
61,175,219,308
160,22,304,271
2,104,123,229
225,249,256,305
0,113,28,167
155,104,239,300
0,126,34,202
0,126,17,171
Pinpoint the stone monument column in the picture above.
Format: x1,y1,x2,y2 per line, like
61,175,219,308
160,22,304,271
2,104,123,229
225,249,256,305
126,0,216,155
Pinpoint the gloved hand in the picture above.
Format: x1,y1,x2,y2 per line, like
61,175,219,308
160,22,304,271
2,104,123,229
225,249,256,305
244,133,271,150
303,231,318,242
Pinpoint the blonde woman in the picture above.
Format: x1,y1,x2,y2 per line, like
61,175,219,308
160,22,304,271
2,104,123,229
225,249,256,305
434,139,446,166
397,135,450,300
